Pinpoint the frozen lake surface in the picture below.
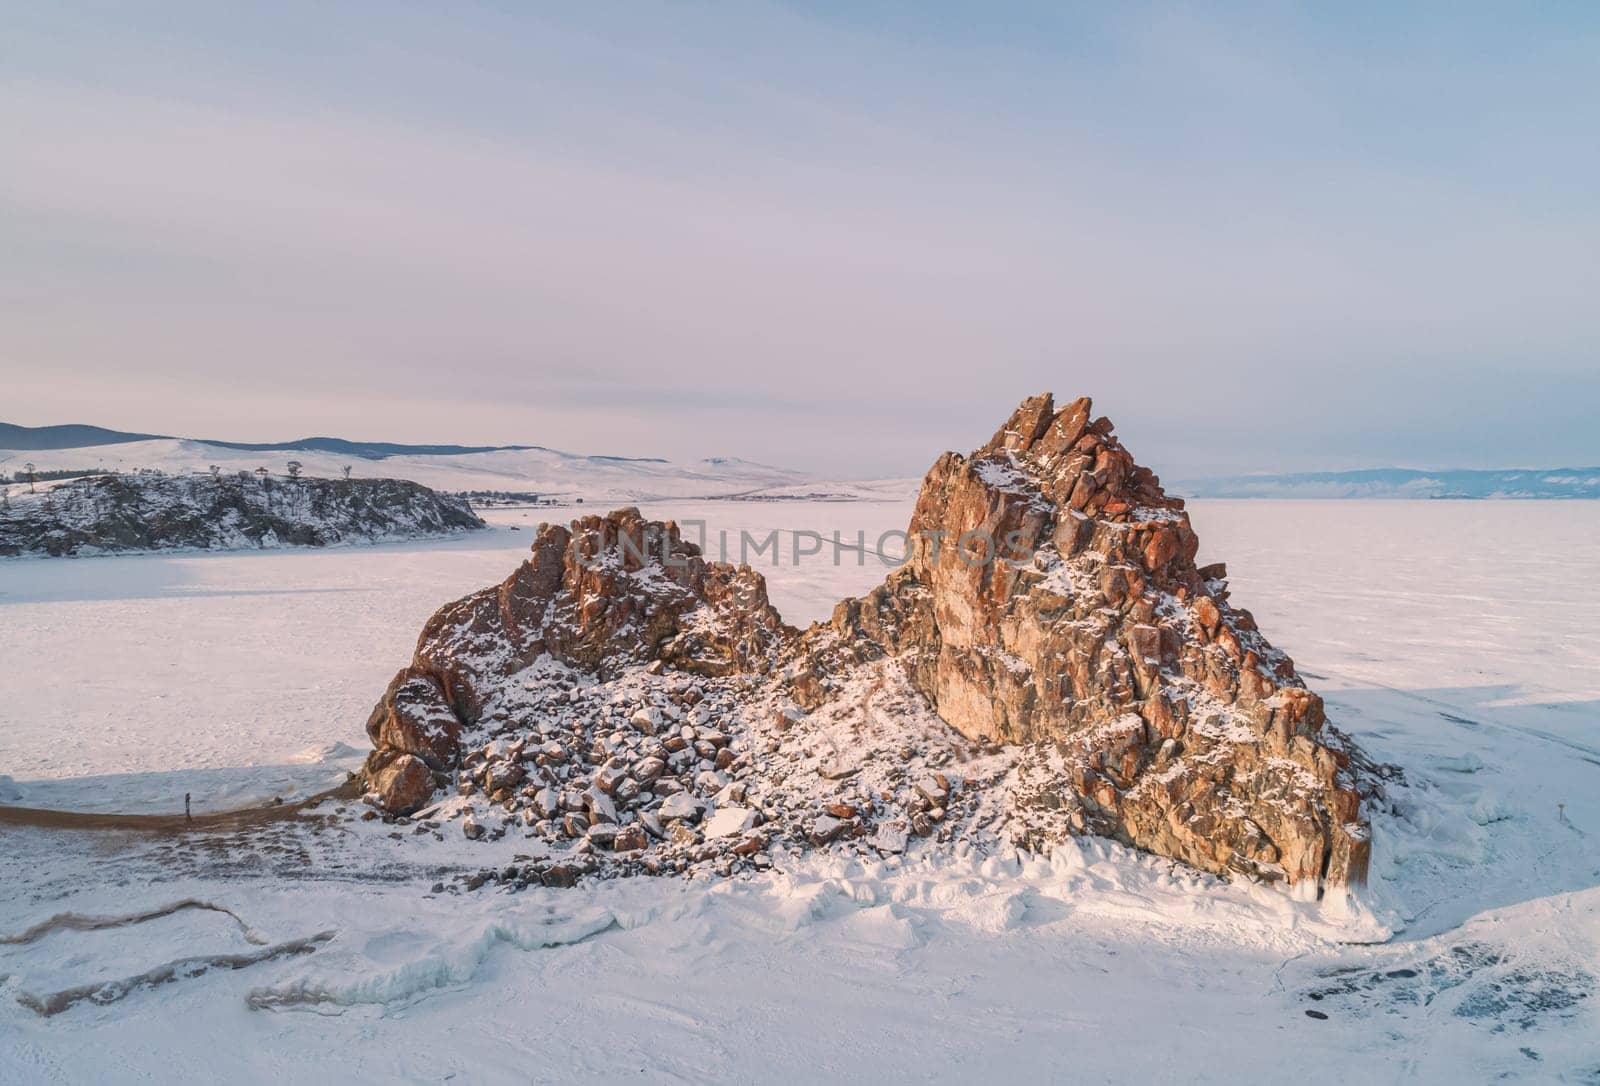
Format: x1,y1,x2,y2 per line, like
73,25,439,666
1,499,1597,1082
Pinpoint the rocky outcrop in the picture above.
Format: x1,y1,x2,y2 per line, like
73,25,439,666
797,393,1374,887
0,471,483,557
363,507,790,812
359,395,1383,894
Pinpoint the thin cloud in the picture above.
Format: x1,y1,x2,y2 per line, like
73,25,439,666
2,4,1597,474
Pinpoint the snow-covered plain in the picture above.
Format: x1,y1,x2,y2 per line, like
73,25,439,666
0,437,863,505
2,499,1597,1082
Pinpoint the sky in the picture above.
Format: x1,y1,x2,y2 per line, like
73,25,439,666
3,1,1597,477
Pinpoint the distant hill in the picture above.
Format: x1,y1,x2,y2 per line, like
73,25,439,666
0,422,171,450
199,436,546,458
0,421,565,460
0,472,484,557
0,427,813,504
199,437,679,462
1174,467,1600,500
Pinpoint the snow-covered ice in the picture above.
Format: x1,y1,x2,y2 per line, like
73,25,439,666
2,498,1597,1082
0,500,918,813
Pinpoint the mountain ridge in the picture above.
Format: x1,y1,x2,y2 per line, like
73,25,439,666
0,422,172,450
1175,466,1600,500
0,421,575,460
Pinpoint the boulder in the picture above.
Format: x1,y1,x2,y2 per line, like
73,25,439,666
614,824,648,851
365,750,437,815
702,806,759,839
365,668,462,769
659,792,702,823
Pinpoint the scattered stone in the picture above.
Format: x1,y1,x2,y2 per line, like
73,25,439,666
915,774,951,807
585,788,618,825
810,815,847,845
543,863,580,888
702,806,759,839
659,792,702,823
869,821,909,854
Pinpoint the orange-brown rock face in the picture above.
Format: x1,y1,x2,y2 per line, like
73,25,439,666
362,507,790,814
408,508,788,708
359,399,1383,894
364,750,439,816
806,393,1375,888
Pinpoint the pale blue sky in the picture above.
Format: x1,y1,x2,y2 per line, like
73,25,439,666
4,2,1597,475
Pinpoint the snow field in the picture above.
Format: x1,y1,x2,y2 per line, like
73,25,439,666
1,498,1597,1082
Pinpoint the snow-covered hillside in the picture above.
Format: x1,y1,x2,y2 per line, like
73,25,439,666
0,437,814,505
0,471,483,557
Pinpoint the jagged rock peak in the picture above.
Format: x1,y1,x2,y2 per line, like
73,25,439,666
981,391,1178,516
363,506,790,808
412,506,789,690
810,392,1376,888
